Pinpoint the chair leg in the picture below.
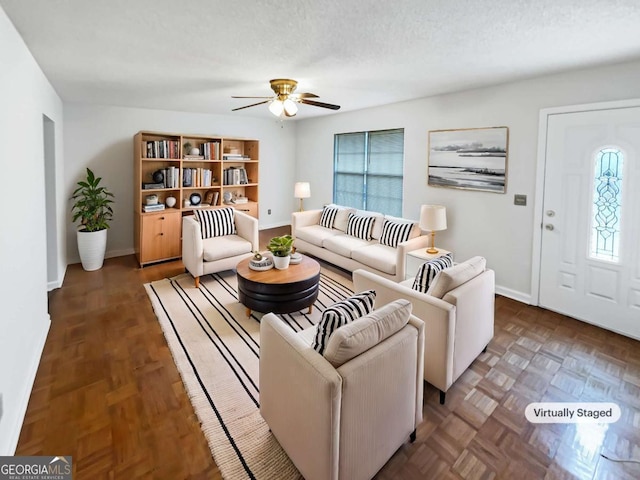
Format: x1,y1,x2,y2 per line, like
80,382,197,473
194,276,200,288
439,390,446,405
410,429,416,443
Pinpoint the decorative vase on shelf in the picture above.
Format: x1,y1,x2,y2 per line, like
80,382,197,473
273,255,291,270
165,196,176,208
190,147,200,155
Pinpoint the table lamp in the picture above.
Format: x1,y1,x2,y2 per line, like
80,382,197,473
419,205,447,254
294,182,311,212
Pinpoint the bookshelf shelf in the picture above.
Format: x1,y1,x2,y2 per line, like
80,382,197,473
134,131,260,267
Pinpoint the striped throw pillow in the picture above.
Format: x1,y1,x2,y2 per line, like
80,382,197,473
194,207,236,239
412,253,454,293
380,219,416,247
312,290,376,355
319,206,339,229
346,213,375,241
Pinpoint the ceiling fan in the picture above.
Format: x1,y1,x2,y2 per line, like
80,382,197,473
232,79,341,117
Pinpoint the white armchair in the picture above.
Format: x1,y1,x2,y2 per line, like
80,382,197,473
182,209,259,287
353,259,495,404
260,299,425,480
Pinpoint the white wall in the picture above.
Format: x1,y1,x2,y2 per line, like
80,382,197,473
295,59,640,301
64,105,298,263
0,7,64,454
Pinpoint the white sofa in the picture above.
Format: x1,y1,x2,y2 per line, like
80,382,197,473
353,257,495,404
260,299,424,480
292,206,429,282
182,209,259,287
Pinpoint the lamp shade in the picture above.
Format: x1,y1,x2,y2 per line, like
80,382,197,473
269,100,284,116
419,205,447,231
283,98,298,116
294,182,311,199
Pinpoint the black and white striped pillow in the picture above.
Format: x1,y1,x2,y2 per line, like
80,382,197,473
380,220,415,247
412,253,454,293
312,290,376,355
346,213,375,241
319,206,339,229
194,207,236,239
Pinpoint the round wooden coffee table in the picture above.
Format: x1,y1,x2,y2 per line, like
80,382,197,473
236,255,321,316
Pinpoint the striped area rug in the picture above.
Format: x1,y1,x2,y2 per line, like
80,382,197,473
144,267,354,480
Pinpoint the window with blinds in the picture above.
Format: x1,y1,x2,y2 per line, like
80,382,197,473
333,128,404,216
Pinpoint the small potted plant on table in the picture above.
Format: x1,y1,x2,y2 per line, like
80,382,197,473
267,235,294,270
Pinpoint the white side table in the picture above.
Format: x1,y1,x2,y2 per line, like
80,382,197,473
405,248,452,280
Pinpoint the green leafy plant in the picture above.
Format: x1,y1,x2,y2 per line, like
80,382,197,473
267,235,294,257
71,168,114,232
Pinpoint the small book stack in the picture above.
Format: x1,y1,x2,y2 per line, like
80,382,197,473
143,204,165,212
249,256,273,271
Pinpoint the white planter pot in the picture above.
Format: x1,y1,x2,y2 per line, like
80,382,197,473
273,255,291,270
77,228,107,271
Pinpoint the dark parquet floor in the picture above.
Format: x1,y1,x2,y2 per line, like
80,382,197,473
16,237,640,479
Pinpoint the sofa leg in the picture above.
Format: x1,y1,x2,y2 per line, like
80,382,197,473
482,345,488,353
410,429,416,443
439,391,446,405
194,276,200,288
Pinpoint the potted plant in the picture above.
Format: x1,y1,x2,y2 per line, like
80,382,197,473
71,168,114,271
267,235,294,270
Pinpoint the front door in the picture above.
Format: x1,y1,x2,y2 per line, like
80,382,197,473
539,106,640,339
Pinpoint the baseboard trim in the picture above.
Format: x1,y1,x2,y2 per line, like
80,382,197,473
106,248,135,259
259,221,292,230
495,285,531,305
4,314,50,455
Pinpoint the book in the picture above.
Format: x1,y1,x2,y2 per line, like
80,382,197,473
143,182,165,189
143,204,165,212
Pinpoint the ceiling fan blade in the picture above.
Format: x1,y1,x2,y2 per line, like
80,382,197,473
291,93,319,99
300,98,341,110
232,100,269,111
231,96,273,99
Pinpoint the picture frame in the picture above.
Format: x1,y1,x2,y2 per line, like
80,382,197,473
428,126,508,193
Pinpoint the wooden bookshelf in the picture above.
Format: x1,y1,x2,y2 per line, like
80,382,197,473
134,131,259,267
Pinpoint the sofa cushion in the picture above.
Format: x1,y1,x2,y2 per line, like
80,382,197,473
296,224,341,247
355,210,385,239
323,233,374,257
312,290,376,355
346,213,375,240
384,215,421,240
194,207,236,239
380,219,417,247
323,299,412,367
351,243,398,275
427,256,487,299
319,205,339,229
202,234,252,262
324,204,356,231
412,253,454,293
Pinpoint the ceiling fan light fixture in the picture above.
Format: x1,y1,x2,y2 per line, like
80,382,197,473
283,98,298,116
268,100,284,116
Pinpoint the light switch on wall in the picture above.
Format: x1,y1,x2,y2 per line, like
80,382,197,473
514,194,527,206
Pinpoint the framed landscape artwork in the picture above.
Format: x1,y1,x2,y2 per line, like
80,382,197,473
428,126,509,193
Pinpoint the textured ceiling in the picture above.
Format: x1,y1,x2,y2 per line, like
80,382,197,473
2,0,640,119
